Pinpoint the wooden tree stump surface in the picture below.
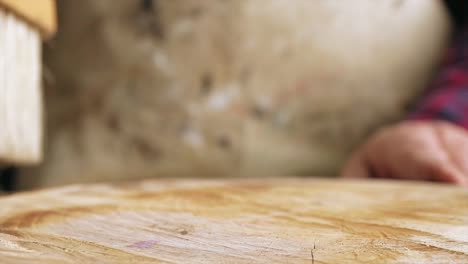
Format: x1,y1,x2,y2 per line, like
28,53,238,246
0,178,466,263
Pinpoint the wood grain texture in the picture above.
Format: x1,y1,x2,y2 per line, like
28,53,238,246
0,0,56,37
0,178,467,263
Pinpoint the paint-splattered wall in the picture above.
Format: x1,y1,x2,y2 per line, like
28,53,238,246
19,0,450,188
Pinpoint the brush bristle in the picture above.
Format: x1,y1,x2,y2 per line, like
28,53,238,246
0,9,42,164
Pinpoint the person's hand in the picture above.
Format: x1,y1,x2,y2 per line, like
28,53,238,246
341,120,468,187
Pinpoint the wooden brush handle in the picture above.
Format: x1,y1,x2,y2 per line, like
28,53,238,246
0,0,56,38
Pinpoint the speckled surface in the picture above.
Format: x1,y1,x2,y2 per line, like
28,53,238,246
20,0,450,188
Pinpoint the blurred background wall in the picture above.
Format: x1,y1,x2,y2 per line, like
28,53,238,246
18,0,450,189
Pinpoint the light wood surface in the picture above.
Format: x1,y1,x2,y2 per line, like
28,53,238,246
0,178,467,263
0,0,56,37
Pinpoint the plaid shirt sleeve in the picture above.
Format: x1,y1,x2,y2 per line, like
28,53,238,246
408,27,468,129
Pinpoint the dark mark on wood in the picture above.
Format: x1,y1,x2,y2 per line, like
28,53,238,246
217,135,231,150
138,0,164,39
107,114,120,131
132,137,161,159
141,0,153,12
251,104,266,119
190,7,203,18
311,242,316,264
311,248,314,264
200,73,213,95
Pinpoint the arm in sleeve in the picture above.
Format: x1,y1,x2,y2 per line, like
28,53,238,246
408,28,468,130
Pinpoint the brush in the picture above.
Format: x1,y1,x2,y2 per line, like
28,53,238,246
0,0,56,164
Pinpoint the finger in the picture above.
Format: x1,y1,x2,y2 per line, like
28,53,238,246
340,152,370,178
429,162,468,187
385,151,432,181
436,123,468,176
430,123,468,187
